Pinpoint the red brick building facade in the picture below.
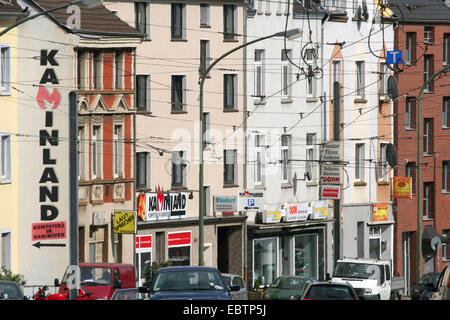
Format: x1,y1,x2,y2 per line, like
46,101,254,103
391,0,450,295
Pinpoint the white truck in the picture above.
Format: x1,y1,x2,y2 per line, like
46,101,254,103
331,258,405,300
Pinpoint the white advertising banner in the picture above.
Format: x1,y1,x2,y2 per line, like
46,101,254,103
263,204,282,223
285,202,310,222
238,189,265,211
213,196,238,212
312,200,329,219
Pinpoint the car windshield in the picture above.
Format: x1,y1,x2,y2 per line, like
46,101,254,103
334,262,382,282
270,277,306,290
61,266,112,286
152,270,226,292
305,285,355,300
0,282,22,299
111,289,144,300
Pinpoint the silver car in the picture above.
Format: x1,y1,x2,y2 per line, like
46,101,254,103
221,273,248,300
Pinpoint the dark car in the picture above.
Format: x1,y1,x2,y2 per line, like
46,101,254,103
0,281,26,300
301,282,359,300
262,276,315,300
411,272,441,300
147,266,239,300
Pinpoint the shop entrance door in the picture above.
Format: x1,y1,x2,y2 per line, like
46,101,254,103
217,226,243,275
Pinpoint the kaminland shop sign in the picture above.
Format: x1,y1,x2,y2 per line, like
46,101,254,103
145,192,188,221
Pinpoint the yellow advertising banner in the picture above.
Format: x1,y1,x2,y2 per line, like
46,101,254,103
113,211,136,234
373,203,388,222
392,177,412,199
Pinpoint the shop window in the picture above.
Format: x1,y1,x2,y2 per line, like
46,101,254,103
294,234,318,279
136,235,152,286
253,237,277,287
168,231,191,266
369,227,381,259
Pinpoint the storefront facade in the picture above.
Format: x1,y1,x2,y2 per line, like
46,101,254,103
246,202,333,288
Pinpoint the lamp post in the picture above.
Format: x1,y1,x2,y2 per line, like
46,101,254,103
197,28,302,266
416,64,450,280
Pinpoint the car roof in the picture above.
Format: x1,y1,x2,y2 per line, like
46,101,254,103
0,280,19,285
221,273,242,278
309,282,352,287
158,266,220,272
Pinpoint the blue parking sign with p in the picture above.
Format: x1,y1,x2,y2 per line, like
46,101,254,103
387,50,402,65
248,199,255,207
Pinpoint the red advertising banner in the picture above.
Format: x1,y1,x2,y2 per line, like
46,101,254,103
168,231,191,247
32,221,66,241
321,185,341,199
392,177,412,198
136,235,152,249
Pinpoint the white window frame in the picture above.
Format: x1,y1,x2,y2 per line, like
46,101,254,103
423,182,433,219
223,4,237,40
355,60,365,99
254,134,265,186
423,118,432,155
171,2,186,40
202,112,210,150
92,124,102,180
135,234,152,287
406,33,413,65
443,98,449,128
254,49,265,99
114,51,124,90
281,135,291,184
369,227,381,259
306,49,316,98
252,237,279,288
113,124,124,179
443,161,450,193
0,134,11,183
171,75,186,112
378,142,388,182
424,55,432,93
444,34,449,65
0,45,10,95
355,143,365,182
200,3,210,26
379,62,388,98
223,149,238,185
136,74,151,112
200,40,211,76
1,231,11,270
406,98,413,129
223,74,238,110
306,133,317,180
77,50,88,90
77,126,85,181
281,49,292,98
135,2,151,39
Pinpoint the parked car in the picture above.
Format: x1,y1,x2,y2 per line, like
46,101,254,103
221,273,248,300
111,288,146,300
0,281,27,300
411,272,441,300
262,276,315,300
146,266,239,300
55,263,136,300
429,263,450,300
301,282,359,300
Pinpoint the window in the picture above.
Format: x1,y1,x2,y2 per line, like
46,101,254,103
223,149,237,185
424,55,434,93
253,237,278,287
378,143,388,182
135,234,152,287
1,232,11,270
444,34,450,65
171,150,186,188
171,75,186,112
306,133,317,180
223,5,237,40
405,162,416,195
200,3,210,26
171,3,186,40
355,61,365,99
136,75,151,112
265,0,271,13
423,118,433,155
113,125,123,178
423,182,434,219
355,143,365,181
0,134,11,183
168,231,191,266
281,135,291,183
443,230,450,261
405,97,416,129
444,97,450,128
379,62,388,97
77,127,85,180
254,134,265,185
405,32,416,65
0,46,10,94
199,40,210,76
136,152,151,189
202,112,210,150
369,227,381,259
305,49,316,97
281,49,292,98
254,49,265,98
135,2,150,39
223,74,237,110
424,26,434,45
92,51,102,90
114,51,124,90
92,125,102,179
294,234,318,278
443,161,450,193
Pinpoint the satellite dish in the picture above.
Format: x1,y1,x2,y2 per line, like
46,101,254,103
386,143,398,168
356,5,362,19
387,75,399,100
362,0,369,20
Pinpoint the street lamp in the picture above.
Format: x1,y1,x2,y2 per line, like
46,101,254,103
197,28,302,266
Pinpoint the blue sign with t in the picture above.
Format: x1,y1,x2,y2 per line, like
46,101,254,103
386,50,402,65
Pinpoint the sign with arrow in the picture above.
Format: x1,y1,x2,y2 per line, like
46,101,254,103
33,241,66,249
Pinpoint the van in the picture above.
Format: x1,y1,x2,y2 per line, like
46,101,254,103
55,263,136,300
430,263,450,300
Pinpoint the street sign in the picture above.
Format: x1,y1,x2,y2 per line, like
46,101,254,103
320,141,341,163
113,211,136,234
238,189,265,211
321,185,341,200
320,164,341,185
213,195,238,212
386,50,402,64
32,221,66,241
